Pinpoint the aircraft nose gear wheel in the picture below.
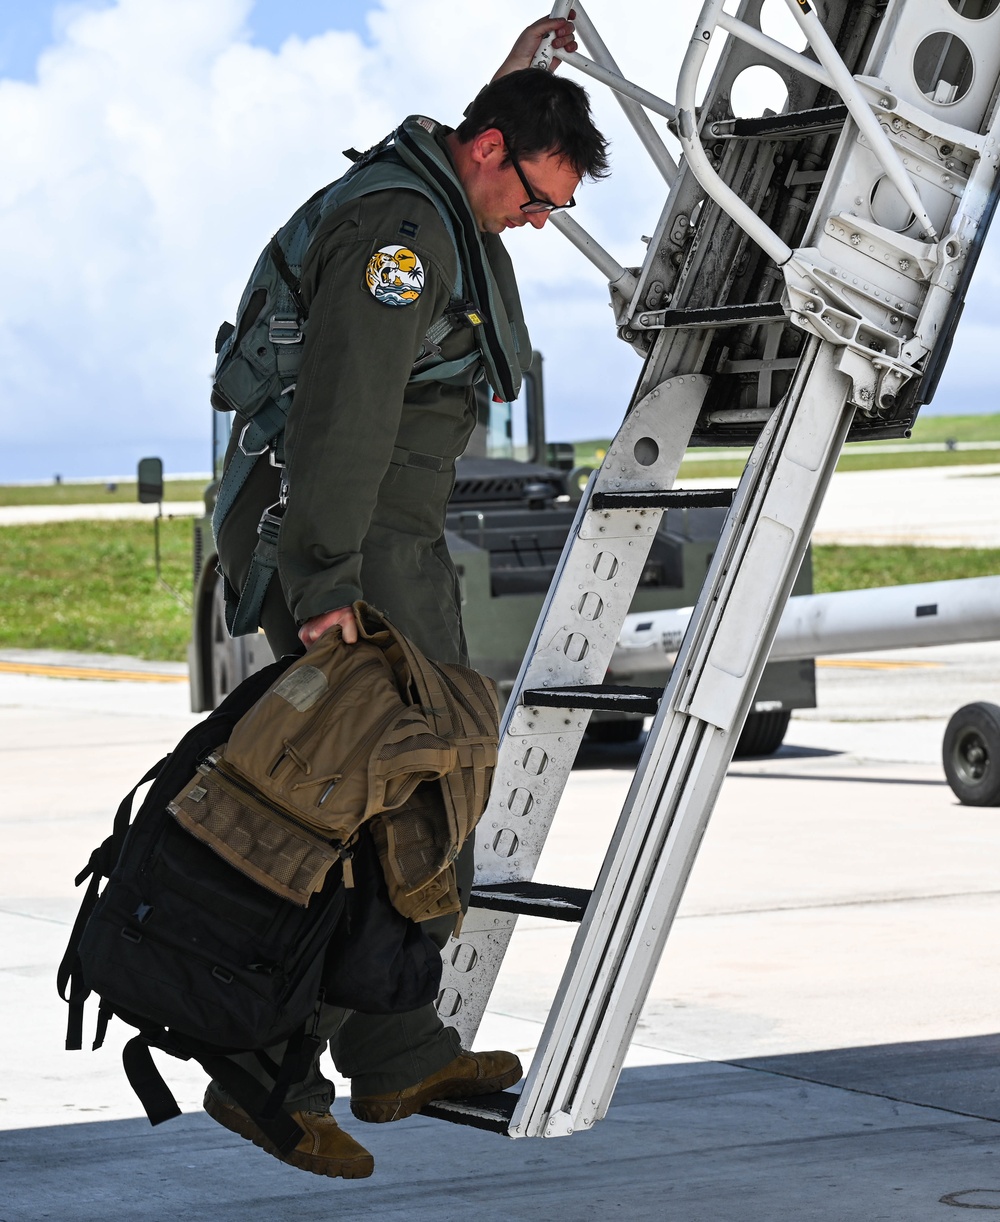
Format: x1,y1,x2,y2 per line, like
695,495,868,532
943,703,1000,807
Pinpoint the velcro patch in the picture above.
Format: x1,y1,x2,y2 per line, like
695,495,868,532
365,245,425,308
273,665,329,712
399,220,420,239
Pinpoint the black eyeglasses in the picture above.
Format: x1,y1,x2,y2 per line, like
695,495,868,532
506,148,576,215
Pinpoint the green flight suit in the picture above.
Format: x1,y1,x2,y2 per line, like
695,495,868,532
216,160,528,1109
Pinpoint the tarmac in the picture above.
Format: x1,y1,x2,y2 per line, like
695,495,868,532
3,638,1000,1220
2,462,1000,1219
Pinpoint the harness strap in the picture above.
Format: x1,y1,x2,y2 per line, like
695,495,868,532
211,402,288,547
268,236,308,319
227,502,284,638
394,124,518,403
408,350,481,385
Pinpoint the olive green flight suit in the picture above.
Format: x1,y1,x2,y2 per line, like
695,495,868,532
217,167,527,1109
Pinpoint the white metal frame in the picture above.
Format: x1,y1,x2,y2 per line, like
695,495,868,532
433,0,1000,1138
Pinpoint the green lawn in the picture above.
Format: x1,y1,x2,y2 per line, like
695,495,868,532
0,517,996,662
812,545,1000,593
908,413,1000,443
0,518,194,661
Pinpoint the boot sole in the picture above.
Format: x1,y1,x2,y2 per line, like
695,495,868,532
204,1093,374,1179
350,1061,522,1124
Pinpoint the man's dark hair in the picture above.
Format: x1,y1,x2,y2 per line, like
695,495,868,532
456,68,610,181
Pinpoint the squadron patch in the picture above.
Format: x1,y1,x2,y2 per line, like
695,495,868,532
365,245,425,307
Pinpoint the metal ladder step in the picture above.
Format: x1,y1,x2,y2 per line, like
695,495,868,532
591,489,735,511
521,684,661,714
709,104,848,140
471,882,592,922
634,301,786,331
421,1091,520,1133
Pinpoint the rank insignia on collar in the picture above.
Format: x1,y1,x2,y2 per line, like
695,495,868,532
365,245,425,307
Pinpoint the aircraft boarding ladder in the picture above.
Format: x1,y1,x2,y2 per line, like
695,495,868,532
427,0,1000,1138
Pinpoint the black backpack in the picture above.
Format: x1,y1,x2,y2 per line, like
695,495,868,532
58,657,442,1156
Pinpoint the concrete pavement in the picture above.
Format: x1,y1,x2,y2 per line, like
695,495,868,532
0,501,204,525
3,642,1000,1217
678,461,1000,548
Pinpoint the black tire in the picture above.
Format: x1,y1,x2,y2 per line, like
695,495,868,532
208,571,237,709
942,702,1000,807
733,709,791,758
585,718,645,744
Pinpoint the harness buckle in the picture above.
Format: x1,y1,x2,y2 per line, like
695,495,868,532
257,501,285,547
238,421,271,457
410,340,442,374
268,314,304,344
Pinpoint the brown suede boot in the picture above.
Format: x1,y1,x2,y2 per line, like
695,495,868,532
204,1090,374,1179
350,1050,522,1123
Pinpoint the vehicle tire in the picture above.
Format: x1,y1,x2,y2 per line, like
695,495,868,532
733,709,791,758
585,718,645,744
208,571,237,709
942,702,1000,807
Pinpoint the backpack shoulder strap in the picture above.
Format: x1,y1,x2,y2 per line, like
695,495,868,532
57,758,166,1050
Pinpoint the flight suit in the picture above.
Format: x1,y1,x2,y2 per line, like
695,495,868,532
217,163,527,1109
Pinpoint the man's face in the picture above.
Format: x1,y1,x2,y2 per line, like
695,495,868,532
459,130,582,235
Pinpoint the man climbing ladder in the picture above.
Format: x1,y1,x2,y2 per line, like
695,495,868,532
209,14,610,1177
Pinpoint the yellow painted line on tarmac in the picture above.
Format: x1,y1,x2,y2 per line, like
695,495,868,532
815,658,942,670
0,660,186,683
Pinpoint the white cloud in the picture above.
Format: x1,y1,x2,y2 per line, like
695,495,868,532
0,0,997,479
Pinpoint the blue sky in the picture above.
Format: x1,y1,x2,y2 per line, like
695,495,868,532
0,0,375,80
0,0,997,481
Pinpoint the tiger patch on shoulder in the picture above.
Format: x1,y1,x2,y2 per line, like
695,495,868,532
365,245,424,307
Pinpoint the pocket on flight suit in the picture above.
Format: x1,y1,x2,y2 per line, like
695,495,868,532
361,465,465,664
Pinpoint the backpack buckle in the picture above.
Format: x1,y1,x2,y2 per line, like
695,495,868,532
268,314,304,344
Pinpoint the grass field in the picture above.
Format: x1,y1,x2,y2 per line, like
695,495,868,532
0,518,194,661
0,518,997,662
811,545,1000,593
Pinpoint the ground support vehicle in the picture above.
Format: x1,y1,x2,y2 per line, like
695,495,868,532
189,355,815,754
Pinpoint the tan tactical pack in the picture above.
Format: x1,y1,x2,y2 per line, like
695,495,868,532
169,603,499,922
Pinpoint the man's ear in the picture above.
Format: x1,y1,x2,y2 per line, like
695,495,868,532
469,127,506,167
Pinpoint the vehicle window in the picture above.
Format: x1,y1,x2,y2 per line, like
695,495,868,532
467,384,535,462
485,396,531,461
214,411,233,482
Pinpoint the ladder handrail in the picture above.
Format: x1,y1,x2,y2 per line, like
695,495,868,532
541,0,943,290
